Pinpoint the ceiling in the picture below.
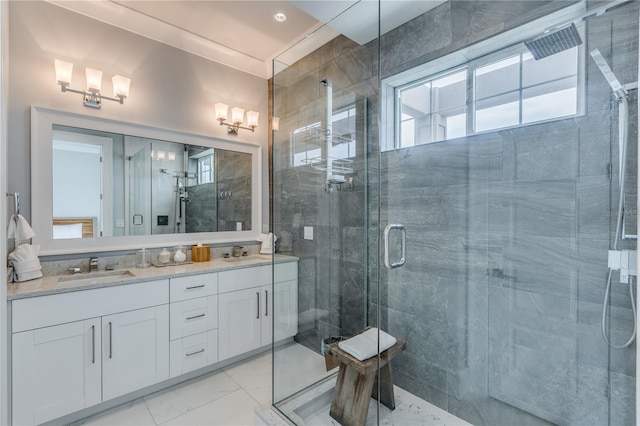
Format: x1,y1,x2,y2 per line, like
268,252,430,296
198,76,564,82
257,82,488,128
45,1,445,79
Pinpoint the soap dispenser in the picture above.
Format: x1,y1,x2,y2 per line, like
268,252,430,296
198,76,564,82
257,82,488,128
159,248,171,264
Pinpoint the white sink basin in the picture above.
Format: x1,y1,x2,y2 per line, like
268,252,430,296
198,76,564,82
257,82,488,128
58,270,135,285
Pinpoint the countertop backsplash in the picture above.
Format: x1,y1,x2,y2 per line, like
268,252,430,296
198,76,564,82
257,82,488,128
38,242,262,277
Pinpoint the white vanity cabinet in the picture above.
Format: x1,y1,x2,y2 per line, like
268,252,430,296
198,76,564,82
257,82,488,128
12,318,102,426
102,305,170,400
11,280,169,425
218,262,298,361
169,273,219,377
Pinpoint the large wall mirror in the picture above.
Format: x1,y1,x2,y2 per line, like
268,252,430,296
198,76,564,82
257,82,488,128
32,106,262,255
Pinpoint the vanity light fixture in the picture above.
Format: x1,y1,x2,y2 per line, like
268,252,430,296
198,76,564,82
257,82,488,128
54,59,131,109
214,103,259,135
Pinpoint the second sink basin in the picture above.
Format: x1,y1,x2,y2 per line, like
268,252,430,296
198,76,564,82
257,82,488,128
58,270,135,285
222,255,271,263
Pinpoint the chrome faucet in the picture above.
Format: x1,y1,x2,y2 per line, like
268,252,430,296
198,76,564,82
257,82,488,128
232,246,243,257
89,257,99,273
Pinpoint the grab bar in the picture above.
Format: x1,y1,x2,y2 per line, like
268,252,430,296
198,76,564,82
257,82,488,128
383,224,406,269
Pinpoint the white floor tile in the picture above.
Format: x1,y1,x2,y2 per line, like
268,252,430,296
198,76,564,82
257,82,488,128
273,344,331,401
224,353,272,405
144,371,240,425
163,389,260,426
80,398,156,426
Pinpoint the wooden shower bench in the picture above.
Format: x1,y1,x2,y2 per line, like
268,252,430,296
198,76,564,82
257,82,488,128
324,328,406,426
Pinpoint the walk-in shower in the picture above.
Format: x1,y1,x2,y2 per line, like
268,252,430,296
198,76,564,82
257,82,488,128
272,1,638,424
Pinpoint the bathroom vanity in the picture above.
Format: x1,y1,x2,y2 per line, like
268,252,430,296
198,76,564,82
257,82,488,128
7,255,298,425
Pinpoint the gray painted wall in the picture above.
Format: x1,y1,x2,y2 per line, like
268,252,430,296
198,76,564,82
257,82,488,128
273,1,637,424
8,1,268,229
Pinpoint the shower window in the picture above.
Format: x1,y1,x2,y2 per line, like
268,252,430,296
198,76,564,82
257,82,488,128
395,36,583,149
197,154,213,184
474,47,579,132
399,69,467,147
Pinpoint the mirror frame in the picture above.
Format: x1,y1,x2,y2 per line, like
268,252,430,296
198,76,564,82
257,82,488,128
32,106,262,255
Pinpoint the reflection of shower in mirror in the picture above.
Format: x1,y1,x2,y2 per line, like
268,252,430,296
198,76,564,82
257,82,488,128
159,168,197,233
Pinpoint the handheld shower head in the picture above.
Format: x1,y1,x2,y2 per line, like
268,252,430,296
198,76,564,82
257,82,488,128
589,48,627,100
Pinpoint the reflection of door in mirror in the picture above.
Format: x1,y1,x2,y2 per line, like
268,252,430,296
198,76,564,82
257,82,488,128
127,142,151,236
52,130,112,238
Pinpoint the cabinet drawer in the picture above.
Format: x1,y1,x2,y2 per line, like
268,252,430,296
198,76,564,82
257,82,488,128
170,273,218,302
12,280,169,333
218,265,270,293
274,262,297,283
169,329,218,378
170,295,218,340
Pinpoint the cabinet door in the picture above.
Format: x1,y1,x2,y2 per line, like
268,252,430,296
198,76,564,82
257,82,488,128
102,305,169,401
261,285,272,347
273,280,298,342
218,288,261,360
12,318,101,425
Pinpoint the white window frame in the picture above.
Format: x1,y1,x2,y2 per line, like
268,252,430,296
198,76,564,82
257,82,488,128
393,37,585,150
383,2,589,152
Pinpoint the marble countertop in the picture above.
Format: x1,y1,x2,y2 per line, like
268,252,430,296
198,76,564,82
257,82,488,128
7,254,298,300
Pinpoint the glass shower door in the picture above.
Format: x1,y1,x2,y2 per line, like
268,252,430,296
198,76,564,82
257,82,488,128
374,1,638,425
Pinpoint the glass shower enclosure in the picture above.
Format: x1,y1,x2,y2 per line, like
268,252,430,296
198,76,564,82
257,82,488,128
272,1,638,424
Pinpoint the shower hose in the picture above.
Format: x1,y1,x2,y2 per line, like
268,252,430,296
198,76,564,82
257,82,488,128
602,94,637,349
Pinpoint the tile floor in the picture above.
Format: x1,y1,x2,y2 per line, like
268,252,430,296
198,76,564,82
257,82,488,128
77,343,470,426
78,350,273,426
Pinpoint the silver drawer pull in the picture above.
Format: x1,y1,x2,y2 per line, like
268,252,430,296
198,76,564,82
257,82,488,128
186,313,205,321
186,285,205,290
186,348,205,357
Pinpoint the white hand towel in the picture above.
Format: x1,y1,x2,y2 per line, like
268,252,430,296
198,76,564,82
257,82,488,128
338,327,397,361
257,233,277,255
9,244,43,282
7,214,35,243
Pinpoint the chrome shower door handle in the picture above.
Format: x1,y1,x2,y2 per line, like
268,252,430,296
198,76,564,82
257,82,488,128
383,224,406,269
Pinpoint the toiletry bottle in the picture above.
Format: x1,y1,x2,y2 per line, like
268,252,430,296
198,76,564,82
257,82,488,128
159,248,171,264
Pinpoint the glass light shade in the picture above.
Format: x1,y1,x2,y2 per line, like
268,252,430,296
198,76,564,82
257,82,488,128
214,103,229,121
231,107,244,124
112,75,131,98
157,150,166,160
85,68,103,92
272,116,280,131
246,111,259,128
54,59,73,85
168,152,176,161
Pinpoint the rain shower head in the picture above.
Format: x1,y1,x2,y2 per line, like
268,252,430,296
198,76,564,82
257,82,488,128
589,48,627,100
524,23,582,60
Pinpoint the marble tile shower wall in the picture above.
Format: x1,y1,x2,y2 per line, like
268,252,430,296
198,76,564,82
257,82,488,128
273,1,637,425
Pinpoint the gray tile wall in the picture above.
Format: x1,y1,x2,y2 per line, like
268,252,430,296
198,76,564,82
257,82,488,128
273,1,638,424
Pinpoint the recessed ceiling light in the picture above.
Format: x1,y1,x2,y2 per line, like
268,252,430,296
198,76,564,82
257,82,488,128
273,12,287,22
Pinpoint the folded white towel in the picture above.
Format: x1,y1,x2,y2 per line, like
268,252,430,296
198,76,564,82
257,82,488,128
338,328,397,361
257,232,277,255
7,214,35,243
9,244,43,282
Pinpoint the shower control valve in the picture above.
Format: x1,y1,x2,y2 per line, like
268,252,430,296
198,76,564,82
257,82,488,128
608,250,637,283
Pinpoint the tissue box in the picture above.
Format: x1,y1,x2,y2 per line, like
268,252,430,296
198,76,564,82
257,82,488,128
192,246,210,262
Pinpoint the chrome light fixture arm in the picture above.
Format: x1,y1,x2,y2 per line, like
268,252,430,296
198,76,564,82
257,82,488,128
58,82,126,109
